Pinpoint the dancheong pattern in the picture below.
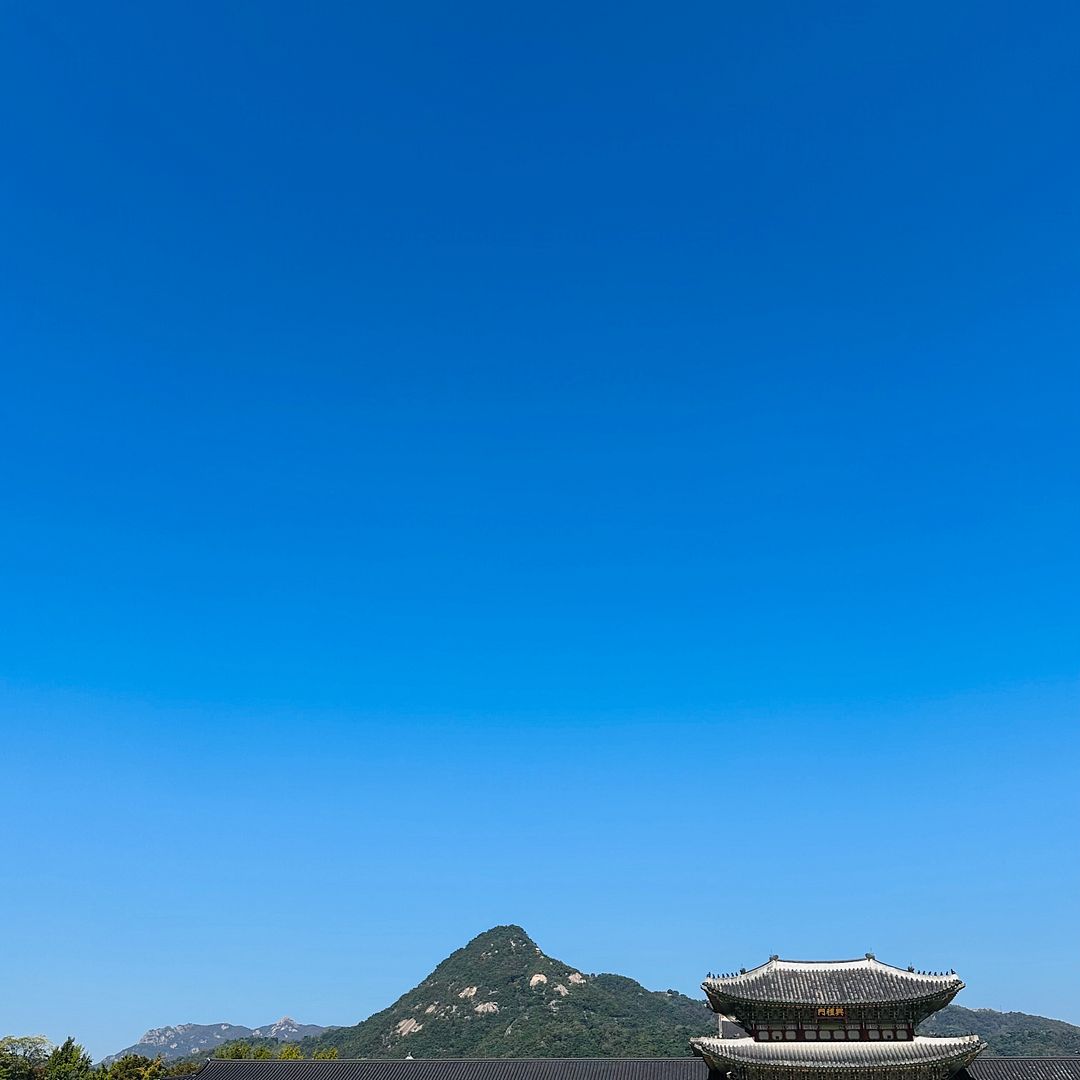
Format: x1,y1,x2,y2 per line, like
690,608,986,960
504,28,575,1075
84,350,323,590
694,955,982,1080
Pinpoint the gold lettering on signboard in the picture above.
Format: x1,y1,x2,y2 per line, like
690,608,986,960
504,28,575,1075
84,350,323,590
815,1007,846,1019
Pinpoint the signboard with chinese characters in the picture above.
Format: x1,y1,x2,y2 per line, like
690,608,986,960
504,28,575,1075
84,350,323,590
816,1006,846,1019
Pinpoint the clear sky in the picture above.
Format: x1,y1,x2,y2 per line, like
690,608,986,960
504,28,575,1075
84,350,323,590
2,0,1078,1062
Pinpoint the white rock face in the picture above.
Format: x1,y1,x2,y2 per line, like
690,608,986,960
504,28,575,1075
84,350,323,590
529,973,548,987
255,1018,306,1040
474,1002,499,1014
553,984,569,996
568,972,586,985
395,1019,423,1036
139,1026,199,1047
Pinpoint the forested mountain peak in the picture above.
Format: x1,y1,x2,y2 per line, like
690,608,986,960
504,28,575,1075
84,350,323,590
306,926,711,1059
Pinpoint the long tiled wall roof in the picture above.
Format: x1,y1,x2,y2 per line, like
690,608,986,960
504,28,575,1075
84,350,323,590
703,958,963,1005
195,1062,706,1080
193,1055,1080,1080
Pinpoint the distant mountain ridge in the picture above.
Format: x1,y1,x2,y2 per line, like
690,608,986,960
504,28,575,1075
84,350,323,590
105,1018,328,1063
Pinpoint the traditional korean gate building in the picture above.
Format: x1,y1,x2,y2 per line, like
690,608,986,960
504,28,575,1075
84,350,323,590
692,955,985,1080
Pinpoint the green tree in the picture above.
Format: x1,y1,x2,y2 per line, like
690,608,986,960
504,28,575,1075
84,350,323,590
162,1063,201,1077
0,1037,54,1080
312,1050,338,1061
251,1049,273,1061
104,1055,166,1080
43,1040,92,1080
276,1046,303,1061
216,1044,251,1061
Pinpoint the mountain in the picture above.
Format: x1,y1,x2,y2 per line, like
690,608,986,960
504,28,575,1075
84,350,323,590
920,1005,1080,1057
305,925,715,1059
106,928,1080,1064
105,1019,328,1062
304,927,1080,1061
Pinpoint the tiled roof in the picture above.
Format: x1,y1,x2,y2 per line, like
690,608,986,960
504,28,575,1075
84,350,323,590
703,959,963,1006
966,1062,1080,1080
195,1061,706,1080
692,1036,985,1070
192,1055,1080,1080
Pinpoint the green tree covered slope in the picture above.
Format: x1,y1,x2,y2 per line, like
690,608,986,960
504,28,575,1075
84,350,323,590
305,926,712,1059
920,1005,1080,1057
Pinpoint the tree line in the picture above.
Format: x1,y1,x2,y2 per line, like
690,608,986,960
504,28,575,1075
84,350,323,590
0,1035,339,1080
215,1043,338,1061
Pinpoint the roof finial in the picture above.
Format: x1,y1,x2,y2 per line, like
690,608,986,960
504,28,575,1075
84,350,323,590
769,954,779,962
865,952,875,960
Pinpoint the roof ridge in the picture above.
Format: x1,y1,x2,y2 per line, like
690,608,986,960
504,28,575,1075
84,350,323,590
773,959,876,966
705,960,960,975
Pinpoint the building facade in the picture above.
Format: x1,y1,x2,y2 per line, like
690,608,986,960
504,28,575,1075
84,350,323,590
692,955,985,1080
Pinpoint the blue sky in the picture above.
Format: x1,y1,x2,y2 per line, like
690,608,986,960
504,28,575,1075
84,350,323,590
2,0,1078,1061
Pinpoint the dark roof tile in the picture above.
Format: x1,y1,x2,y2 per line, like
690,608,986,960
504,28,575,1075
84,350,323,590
704,959,963,1007
195,1055,1080,1080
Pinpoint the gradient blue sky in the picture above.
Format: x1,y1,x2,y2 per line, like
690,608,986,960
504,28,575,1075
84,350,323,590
2,0,1079,1062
